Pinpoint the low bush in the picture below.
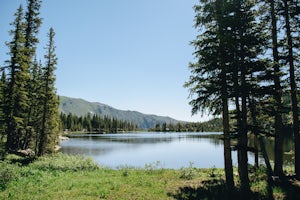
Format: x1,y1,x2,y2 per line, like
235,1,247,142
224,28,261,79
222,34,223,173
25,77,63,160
30,153,99,172
179,162,197,180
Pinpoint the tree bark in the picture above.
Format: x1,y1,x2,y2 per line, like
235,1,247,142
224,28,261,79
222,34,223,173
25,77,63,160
283,0,300,180
270,0,284,177
249,96,274,199
222,85,235,191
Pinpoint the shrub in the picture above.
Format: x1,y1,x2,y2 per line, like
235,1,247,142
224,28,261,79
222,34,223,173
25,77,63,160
179,162,197,180
144,161,163,174
30,153,99,172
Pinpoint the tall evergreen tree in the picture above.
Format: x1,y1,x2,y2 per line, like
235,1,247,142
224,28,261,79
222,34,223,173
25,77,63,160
4,5,30,152
187,0,270,195
24,58,44,151
38,28,59,156
24,0,41,57
230,0,267,194
185,0,234,193
269,0,285,177
280,0,300,179
23,0,42,150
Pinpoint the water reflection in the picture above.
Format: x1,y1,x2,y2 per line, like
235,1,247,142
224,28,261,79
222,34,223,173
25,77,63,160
249,136,294,164
61,132,294,169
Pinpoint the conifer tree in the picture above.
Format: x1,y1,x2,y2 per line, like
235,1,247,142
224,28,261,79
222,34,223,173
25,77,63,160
25,59,44,151
229,0,268,194
281,0,300,179
186,0,269,195
4,5,30,152
23,0,42,150
269,0,285,177
38,28,59,156
185,0,235,192
24,0,41,57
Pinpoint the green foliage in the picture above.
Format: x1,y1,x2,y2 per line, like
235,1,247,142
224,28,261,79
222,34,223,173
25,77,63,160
0,155,298,199
1,0,59,156
144,161,163,174
4,5,30,151
150,118,223,132
37,27,59,156
179,162,197,180
185,0,300,193
60,112,138,133
0,161,18,190
0,72,6,141
30,153,99,172
23,0,43,153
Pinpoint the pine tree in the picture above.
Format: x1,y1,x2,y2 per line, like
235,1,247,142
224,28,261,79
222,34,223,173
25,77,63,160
268,0,285,177
23,0,42,150
38,28,59,156
280,0,300,180
185,0,235,192
186,0,270,195
24,0,41,57
28,59,44,152
4,5,30,152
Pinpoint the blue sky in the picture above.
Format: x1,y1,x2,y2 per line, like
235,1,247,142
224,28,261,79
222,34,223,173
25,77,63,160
0,0,212,122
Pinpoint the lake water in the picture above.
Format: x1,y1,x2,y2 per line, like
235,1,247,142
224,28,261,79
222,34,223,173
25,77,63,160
61,132,253,169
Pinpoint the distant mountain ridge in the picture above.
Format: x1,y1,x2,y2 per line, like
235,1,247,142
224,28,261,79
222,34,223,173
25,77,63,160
59,96,180,129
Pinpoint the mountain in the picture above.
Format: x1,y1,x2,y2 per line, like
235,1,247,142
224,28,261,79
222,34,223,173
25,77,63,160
59,96,180,129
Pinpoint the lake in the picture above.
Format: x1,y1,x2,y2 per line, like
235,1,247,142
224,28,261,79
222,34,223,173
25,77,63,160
60,132,294,169
61,132,234,169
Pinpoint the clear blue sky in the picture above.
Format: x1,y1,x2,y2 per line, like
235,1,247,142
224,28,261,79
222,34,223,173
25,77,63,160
0,0,212,122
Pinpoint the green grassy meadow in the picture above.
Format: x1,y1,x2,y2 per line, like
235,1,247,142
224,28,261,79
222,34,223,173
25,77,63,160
1,154,299,200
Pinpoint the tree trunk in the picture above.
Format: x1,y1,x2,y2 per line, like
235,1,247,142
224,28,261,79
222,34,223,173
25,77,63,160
238,67,251,196
222,91,235,191
283,0,300,180
249,96,274,199
270,0,284,177
217,0,234,192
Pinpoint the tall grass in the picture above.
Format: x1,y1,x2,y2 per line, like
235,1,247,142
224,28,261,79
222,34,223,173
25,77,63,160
30,153,99,172
0,161,18,190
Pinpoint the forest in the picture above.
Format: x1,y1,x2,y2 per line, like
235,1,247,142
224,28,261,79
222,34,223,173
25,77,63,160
149,118,223,132
60,112,138,133
0,0,58,157
184,0,300,197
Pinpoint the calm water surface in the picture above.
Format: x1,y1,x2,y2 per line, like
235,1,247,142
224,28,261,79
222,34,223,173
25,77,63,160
61,132,253,169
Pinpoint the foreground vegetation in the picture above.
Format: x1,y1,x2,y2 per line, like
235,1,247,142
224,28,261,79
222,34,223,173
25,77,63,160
1,154,300,200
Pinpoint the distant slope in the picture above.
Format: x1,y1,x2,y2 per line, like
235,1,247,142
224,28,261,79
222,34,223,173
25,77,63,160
59,96,180,129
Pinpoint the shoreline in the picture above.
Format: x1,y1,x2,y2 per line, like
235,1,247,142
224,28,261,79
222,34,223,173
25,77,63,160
55,135,70,152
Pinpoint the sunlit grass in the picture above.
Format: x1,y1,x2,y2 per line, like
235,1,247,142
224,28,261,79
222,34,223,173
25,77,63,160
1,154,297,199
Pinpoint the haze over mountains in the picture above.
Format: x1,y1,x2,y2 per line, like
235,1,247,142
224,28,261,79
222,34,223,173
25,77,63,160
59,96,180,129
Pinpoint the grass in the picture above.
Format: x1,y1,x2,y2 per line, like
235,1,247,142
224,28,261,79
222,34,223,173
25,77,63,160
1,154,299,199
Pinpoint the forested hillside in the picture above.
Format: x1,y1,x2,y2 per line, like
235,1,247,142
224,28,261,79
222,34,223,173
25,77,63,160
59,96,180,129
60,112,138,133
